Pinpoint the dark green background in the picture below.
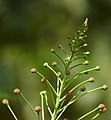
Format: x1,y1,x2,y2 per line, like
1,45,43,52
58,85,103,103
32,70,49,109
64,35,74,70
0,0,111,119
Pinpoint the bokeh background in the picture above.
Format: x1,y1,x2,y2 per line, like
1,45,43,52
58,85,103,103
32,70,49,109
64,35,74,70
0,0,111,120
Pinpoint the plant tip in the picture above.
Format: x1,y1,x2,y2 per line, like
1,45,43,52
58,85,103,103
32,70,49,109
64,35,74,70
52,61,58,66
95,66,101,71
41,78,47,83
35,106,42,112
64,118,69,120
89,77,95,82
14,88,21,94
102,84,108,90
2,99,9,104
43,62,48,67
31,68,36,73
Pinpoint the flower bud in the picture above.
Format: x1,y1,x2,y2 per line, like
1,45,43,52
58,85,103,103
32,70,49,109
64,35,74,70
95,66,101,71
102,84,108,90
31,68,36,73
14,88,21,94
41,78,47,83
52,62,58,66
43,62,48,67
2,99,9,104
83,60,89,65
89,77,95,82
84,51,90,55
51,48,55,53
101,107,107,113
35,106,41,112
67,91,73,97
99,104,105,109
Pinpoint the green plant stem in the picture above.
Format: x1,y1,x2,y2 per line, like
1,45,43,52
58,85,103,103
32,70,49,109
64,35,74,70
45,63,59,76
53,51,66,68
20,93,38,118
91,113,100,120
77,107,99,120
44,94,52,115
61,79,89,101
51,76,66,120
41,95,45,120
7,104,18,120
65,66,98,89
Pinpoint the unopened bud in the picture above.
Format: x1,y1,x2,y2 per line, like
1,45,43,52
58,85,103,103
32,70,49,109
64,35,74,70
89,77,95,82
51,48,55,53
35,106,41,112
102,84,108,90
67,91,73,97
14,88,21,94
31,68,36,73
99,104,105,109
52,62,58,66
84,51,90,55
95,66,101,71
43,62,48,67
41,78,47,83
2,99,9,104
83,60,89,65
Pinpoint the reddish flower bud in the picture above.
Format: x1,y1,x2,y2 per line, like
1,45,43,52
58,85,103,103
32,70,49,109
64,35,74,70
102,107,107,113
99,104,105,109
35,106,41,112
41,78,47,83
14,88,21,94
31,68,36,73
67,91,73,97
2,99,9,104
89,77,95,82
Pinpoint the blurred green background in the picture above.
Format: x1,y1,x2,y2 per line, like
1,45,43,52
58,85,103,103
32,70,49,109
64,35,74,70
0,0,111,119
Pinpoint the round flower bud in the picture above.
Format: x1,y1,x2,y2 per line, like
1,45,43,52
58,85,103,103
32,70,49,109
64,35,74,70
102,107,107,113
102,84,108,90
83,60,89,65
95,66,101,71
35,106,41,112
89,77,95,82
99,104,105,109
2,99,9,104
31,68,36,73
52,62,58,66
83,43,88,47
41,78,47,83
64,118,69,120
80,86,86,92
67,91,73,97
84,51,90,55
43,62,48,67
51,48,55,53
14,88,21,94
